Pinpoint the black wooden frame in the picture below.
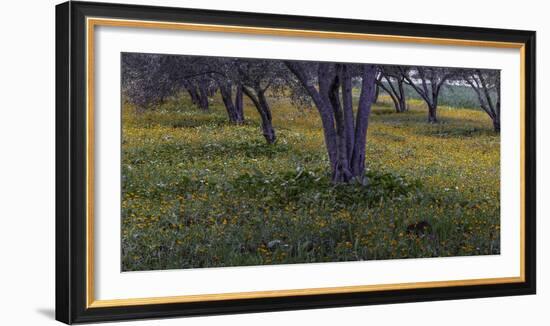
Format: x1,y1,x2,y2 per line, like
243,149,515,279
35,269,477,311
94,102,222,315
56,1,536,324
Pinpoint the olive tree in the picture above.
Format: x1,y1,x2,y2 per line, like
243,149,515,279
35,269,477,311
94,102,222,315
401,66,455,123
121,53,176,111
463,69,501,132
234,59,290,144
376,65,409,113
285,61,378,183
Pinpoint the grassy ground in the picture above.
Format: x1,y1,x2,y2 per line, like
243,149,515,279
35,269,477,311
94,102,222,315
121,94,500,271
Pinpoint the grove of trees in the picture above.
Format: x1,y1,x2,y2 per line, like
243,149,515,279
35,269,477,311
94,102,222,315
122,53,501,183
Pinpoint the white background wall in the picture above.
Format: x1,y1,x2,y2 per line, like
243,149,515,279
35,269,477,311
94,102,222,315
0,0,546,324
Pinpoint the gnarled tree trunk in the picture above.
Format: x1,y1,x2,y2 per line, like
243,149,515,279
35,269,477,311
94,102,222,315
466,69,501,132
286,62,377,183
427,104,437,123
187,87,199,105
181,80,200,106
242,86,276,144
402,67,452,123
397,78,408,112
350,66,377,179
376,74,408,113
197,85,210,111
219,82,245,124
234,85,244,123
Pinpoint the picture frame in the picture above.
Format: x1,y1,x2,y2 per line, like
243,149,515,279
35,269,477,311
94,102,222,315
56,1,536,324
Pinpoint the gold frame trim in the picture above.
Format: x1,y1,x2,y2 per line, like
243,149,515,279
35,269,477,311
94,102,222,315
86,17,526,309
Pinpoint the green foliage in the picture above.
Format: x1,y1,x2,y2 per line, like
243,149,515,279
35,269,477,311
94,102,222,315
232,167,421,209
121,94,500,271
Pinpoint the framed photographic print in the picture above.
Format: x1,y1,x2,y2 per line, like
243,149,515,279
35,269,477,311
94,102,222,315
56,1,536,324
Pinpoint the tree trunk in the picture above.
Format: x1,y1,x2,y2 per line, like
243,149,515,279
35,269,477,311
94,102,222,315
330,65,353,183
285,62,376,183
397,78,407,112
219,83,240,124
187,86,199,105
427,104,437,123
207,86,217,97
377,75,407,113
341,66,355,162
398,96,407,113
350,65,377,179
198,86,209,111
257,91,277,144
467,74,500,133
402,68,449,124
373,83,380,104
242,86,276,144
389,94,400,113
494,82,501,133
285,62,338,167
234,86,244,123
492,119,500,132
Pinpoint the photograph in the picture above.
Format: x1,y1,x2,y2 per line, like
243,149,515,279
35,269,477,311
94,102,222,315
49,1,537,324
121,53,501,271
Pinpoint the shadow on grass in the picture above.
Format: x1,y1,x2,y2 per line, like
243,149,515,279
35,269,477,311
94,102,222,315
414,125,497,138
370,107,497,138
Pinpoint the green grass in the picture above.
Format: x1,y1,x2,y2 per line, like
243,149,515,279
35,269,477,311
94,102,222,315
121,93,500,271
